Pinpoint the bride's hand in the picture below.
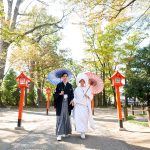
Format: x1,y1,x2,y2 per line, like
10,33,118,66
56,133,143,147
85,94,90,99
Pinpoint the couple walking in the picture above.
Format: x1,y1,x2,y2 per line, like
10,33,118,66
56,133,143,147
53,72,95,141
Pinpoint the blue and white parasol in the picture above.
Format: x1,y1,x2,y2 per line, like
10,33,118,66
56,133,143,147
47,68,73,85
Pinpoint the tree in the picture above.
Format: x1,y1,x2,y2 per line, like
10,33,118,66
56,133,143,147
68,0,150,27
124,45,150,106
9,38,63,106
0,0,23,81
2,4,68,106
81,18,128,106
0,0,66,93
2,69,20,106
68,0,150,107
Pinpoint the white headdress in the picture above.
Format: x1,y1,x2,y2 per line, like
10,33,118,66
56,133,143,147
76,73,89,87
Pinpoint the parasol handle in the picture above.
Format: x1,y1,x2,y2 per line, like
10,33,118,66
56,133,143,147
83,86,90,98
85,86,90,94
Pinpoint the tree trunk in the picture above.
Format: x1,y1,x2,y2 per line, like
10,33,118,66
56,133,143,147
0,0,22,80
0,42,10,107
37,88,41,107
147,100,150,107
98,92,103,106
124,79,128,106
146,106,150,126
0,41,10,80
111,86,116,107
133,97,136,106
29,61,36,106
6,0,13,21
24,88,27,106
37,81,42,107
102,89,107,106
94,94,98,107
10,0,22,29
29,82,35,106
0,88,4,107
41,74,46,102
125,94,128,106
102,63,107,106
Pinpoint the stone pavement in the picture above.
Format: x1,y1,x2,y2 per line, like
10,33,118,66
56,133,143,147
0,108,150,150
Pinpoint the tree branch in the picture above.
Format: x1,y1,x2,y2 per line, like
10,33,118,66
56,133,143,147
10,0,23,29
34,29,60,42
6,0,13,21
18,13,29,16
127,5,150,30
24,13,65,35
24,22,63,35
22,0,35,14
114,0,137,19
94,3,118,11
36,0,49,6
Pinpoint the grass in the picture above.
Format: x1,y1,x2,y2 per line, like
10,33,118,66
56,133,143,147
128,120,149,127
126,115,149,127
136,113,147,116
126,115,136,120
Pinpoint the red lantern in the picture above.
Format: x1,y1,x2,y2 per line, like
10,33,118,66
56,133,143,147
110,71,125,87
46,87,51,94
16,72,31,88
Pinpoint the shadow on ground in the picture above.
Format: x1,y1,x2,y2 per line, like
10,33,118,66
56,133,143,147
23,110,56,116
0,139,13,150
7,131,150,150
94,118,118,123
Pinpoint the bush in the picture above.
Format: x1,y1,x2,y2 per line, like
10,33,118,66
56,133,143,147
127,115,135,120
28,89,36,106
2,69,20,106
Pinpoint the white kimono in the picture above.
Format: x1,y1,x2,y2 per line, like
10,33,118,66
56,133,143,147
73,86,95,133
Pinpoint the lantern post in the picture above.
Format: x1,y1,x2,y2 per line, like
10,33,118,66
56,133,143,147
46,87,51,115
15,72,31,130
91,94,95,115
110,71,125,130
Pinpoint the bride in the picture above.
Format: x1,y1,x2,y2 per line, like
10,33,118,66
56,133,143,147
73,73,95,139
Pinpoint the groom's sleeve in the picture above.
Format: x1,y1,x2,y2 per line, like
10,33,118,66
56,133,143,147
53,84,59,108
70,84,74,100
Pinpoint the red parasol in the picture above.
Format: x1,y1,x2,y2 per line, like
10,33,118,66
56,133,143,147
85,72,104,94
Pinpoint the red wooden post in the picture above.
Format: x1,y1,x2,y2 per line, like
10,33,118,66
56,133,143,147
46,87,51,115
91,94,95,115
15,72,31,129
18,87,25,127
110,71,125,130
116,86,123,128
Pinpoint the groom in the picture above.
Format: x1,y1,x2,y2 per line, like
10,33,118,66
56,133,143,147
54,72,74,141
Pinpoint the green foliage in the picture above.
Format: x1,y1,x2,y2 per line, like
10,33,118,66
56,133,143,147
50,95,54,106
42,92,46,102
124,45,150,106
127,115,135,120
28,89,36,106
63,58,83,88
79,4,149,106
0,2,4,16
127,115,149,127
128,120,149,127
2,69,20,105
7,6,66,106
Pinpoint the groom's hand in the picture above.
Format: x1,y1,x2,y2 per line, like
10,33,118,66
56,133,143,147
59,91,64,95
70,100,74,106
